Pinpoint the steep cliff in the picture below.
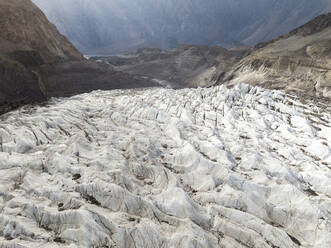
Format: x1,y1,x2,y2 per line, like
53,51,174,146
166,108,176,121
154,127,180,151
0,0,83,63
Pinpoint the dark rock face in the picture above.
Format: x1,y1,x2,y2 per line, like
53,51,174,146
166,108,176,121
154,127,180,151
0,55,45,104
0,39,46,108
95,45,250,88
33,0,331,54
256,13,331,49
289,13,331,37
219,13,331,99
0,0,84,107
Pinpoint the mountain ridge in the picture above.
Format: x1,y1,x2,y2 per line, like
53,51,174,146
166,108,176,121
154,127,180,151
218,12,331,99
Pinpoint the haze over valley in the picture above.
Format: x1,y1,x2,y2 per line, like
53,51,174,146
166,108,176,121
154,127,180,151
33,0,331,54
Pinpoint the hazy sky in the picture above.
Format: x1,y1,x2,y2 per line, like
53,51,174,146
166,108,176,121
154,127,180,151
32,0,331,54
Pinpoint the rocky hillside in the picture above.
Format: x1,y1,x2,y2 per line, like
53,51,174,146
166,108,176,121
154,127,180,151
33,0,331,54
219,13,331,99
96,45,250,88
0,0,82,108
0,0,83,64
0,0,157,111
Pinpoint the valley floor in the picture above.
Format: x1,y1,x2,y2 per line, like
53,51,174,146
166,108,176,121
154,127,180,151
0,84,330,247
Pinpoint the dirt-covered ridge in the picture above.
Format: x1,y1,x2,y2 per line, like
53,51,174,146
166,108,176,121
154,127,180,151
218,13,331,99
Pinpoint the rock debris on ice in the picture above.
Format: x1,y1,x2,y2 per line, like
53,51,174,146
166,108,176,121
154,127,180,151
0,84,330,247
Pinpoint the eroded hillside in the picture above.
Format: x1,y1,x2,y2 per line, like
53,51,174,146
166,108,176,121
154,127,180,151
220,13,331,99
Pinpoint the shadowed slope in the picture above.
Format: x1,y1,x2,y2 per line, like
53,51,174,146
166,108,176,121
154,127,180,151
0,0,157,111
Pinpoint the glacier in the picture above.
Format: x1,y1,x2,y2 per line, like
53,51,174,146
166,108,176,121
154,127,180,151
0,84,330,247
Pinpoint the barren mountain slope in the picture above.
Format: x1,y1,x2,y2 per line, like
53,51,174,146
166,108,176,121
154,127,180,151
0,0,83,63
219,13,331,99
0,0,83,107
0,84,330,247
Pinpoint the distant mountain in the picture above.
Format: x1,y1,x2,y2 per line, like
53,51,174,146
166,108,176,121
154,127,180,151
32,0,331,54
94,12,331,99
95,45,250,88
219,13,331,99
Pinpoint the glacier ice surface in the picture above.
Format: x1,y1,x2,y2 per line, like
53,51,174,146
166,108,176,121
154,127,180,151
0,84,330,247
